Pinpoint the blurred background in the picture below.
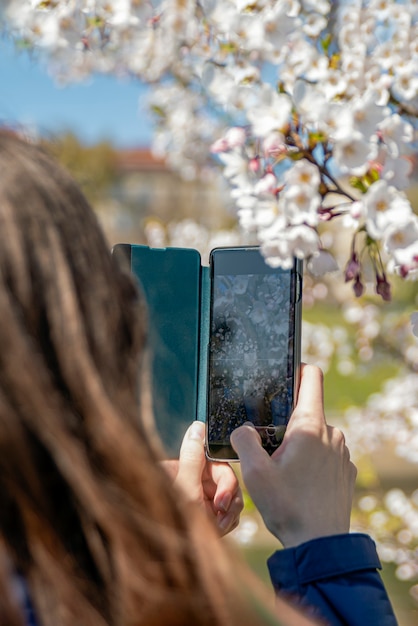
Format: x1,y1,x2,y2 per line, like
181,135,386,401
1,38,418,626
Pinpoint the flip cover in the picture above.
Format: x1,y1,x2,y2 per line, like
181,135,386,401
113,244,209,456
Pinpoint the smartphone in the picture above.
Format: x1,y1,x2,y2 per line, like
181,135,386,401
112,244,202,456
206,247,302,461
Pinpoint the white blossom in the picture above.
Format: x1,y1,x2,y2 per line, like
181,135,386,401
363,180,412,240
285,159,320,188
1,0,417,290
378,114,415,158
261,224,320,268
262,131,287,157
218,149,250,188
379,152,413,190
246,86,292,137
279,182,321,227
307,250,338,276
391,64,418,102
333,132,377,175
254,172,278,196
384,216,418,268
350,90,389,140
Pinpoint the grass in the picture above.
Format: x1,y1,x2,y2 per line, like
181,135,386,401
302,301,402,411
322,359,399,411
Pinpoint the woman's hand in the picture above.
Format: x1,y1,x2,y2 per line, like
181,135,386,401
163,421,244,536
230,364,357,548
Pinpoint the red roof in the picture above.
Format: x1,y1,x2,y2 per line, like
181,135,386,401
116,148,168,173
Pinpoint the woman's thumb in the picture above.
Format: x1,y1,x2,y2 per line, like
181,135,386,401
175,421,206,500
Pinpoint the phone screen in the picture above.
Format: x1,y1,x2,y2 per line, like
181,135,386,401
206,247,301,460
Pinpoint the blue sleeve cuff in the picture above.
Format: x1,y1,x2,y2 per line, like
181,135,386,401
268,533,381,589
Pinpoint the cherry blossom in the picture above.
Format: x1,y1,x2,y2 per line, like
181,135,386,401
2,1,416,298
363,180,412,240
384,216,418,272
2,0,418,597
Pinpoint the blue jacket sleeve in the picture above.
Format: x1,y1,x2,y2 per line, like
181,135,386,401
267,533,398,626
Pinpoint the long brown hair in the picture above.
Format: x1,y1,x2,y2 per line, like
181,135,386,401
0,131,314,626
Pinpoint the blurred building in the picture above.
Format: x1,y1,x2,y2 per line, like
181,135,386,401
99,147,232,246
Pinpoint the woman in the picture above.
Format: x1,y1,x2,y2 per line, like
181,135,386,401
0,130,396,626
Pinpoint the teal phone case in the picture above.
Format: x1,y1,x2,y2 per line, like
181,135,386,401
113,244,209,456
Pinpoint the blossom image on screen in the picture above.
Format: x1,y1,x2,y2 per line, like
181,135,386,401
208,271,294,449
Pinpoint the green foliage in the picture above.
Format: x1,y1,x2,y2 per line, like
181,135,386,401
323,359,399,411
349,175,369,194
87,16,105,28
37,0,58,8
387,273,418,307
320,33,332,53
43,133,118,205
150,105,165,117
303,301,403,411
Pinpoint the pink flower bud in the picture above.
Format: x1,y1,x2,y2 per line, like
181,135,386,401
254,172,277,195
319,209,333,221
249,157,260,173
353,275,364,297
376,272,391,301
263,132,286,157
210,138,228,154
350,201,364,220
345,252,361,282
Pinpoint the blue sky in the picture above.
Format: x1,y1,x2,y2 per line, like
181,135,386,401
0,39,153,147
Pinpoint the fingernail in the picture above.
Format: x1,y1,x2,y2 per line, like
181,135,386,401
217,511,233,532
219,493,232,513
188,421,205,441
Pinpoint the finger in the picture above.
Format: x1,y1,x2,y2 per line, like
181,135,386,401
175,421,206,500
327,425,346,446
223,491,244,524
289,364,325,427
230,422,262,455
210,463,242,513
230,422,270,477
217,501,242,536
213,488,243,532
